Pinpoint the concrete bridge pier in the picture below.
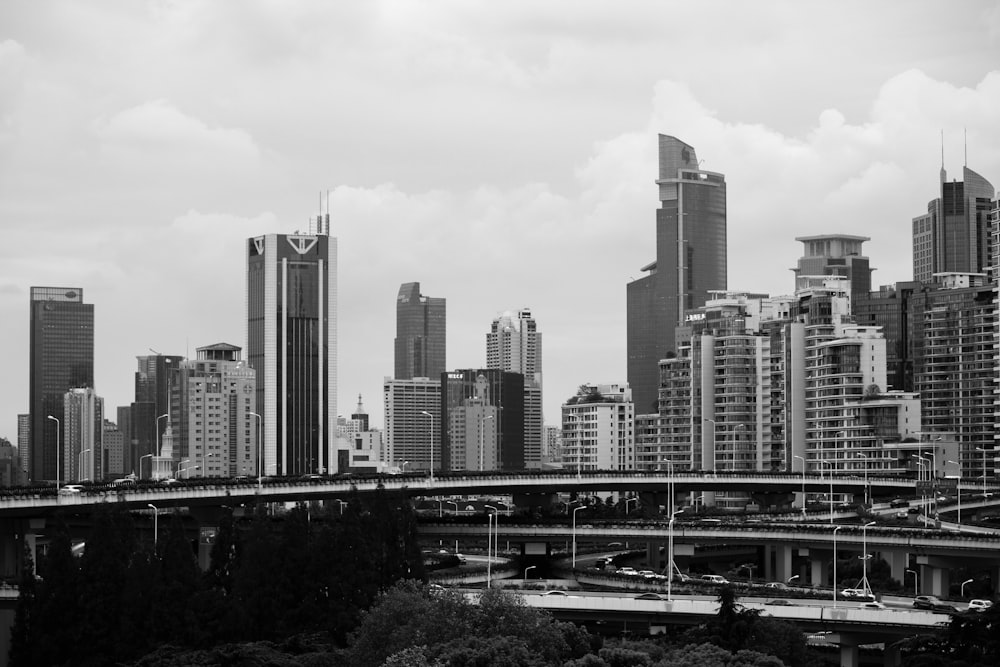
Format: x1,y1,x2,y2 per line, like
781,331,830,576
810,554,830,588
916,556,952,597
883,641,902,667
831,633,861,667
763,544,794,584
886,549,909,583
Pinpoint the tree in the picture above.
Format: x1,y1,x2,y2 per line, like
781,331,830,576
8,546,36,667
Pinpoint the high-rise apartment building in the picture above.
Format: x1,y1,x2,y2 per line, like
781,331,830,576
383,376,441,472
247,231,337,476
102,419,125,478
912,163,995,284
792,235,873,305
16,414,29,478
627,135,727,414
395,282,446,380
910,272,996,478
486,308,542,468
561,384,634,471
169,343,257,478
28,286,94,483
63,387,103,482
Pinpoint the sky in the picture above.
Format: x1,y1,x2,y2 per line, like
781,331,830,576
2,1,999,446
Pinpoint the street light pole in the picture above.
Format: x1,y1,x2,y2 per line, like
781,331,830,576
46,415,61,491
156,413,168,458
78,448,91,482
962,578,974,599
148,503,159,546
485,504,497,588
250,412,262,491
793,454,806,517
524,565,536,581
420,410,434,486
572,505,586,570
667,509,682,600
833,525,843,607
948,460,962,529
139,453,153,480
861,520,876,598
856,453,869,506
906,568,918,596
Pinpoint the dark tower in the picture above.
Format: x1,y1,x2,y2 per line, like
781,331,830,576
28,286,94,483
627,135,727,414
394,282,446,380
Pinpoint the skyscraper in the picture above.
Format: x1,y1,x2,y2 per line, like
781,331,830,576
627,135,727,414
395,282,446,380
130,353,183,478
912,162,995,283
247,231,337,476
486,308,542,468
441,369,524,471
28,286,94,483
63,387,103,482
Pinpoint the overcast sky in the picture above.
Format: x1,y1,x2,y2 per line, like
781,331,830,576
2,1,999,446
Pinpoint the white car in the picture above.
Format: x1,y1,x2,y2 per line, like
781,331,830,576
967,599,994,612
840,588,874,600
859,601,887,610
616,567,638,576
58,484,83,496
701,574,729,585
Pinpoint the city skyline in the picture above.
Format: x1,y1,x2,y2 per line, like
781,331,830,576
2,2,999,443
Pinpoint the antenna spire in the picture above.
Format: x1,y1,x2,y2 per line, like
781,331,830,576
939,129,946,183
964,127,967,167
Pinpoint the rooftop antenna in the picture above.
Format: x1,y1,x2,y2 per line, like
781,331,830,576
324,189,331,235
964,127,967,167
939,129,946,183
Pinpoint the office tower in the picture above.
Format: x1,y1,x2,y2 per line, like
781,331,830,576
910,273,996,478
169,343,257,478
561,384,634,471
63,387,103,482
792,235,873,305
912,161,995,283
486,308,542,468
116,406,132,475
395,282,446,380
130,353,183,478
384,376,441,472
17,414,29,478
28,286,94,483
441,369,524,471
853,281,932,393
627,135,727,414
248,231,337,476
102,419,125,478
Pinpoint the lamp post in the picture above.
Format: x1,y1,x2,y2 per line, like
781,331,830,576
793,454,806,517
479,414,494,472
833,525,843,607
156,413,168,457
905,569,918,596
821,459,834,524
250,412,262,491
926,451,938,518
420,410,434,486
176,458,190,477
741,563,755,583
667,509,683,600
524,565,536,581
856,453,869,506
139,453,153,480
572,505,586,569
948,460,962,529
976,447,988,498
787,574,800,585
962,578,974,598
148,503,159,546
913,456,929,523
485,504,497,588
624,496,638,515
78,448,91,482
437,499,445,518
660,458,675,517
860,520,876,598
46,415,61,491
179,465,199,478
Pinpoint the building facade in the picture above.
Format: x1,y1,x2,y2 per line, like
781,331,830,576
792,235,873,305
28,286,94,483
129,353,184,479
627,135,727,414
63,387,104,482
441,369,524,472
169,343,257,478
383,376,441,472
395,282,446,381
486,308,543,468
561,384,634,471
247,232,337,476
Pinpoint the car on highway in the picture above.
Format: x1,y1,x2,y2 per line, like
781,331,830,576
616,567,638,576
967,599,994,612
637,570,657,579
763,582,788,590
58,484,84,496
913,595,958,612
840,588,874,600
701,574,729,585
543,590,569,596
859,601,887,610
635,592,663,600
889,498,910,508
766,599,793,606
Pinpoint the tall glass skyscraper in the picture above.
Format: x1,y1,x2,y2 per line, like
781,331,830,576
394,282,446,380
247,232,337,476
28,286,94,483
486,308,542,468
627,135,727,414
